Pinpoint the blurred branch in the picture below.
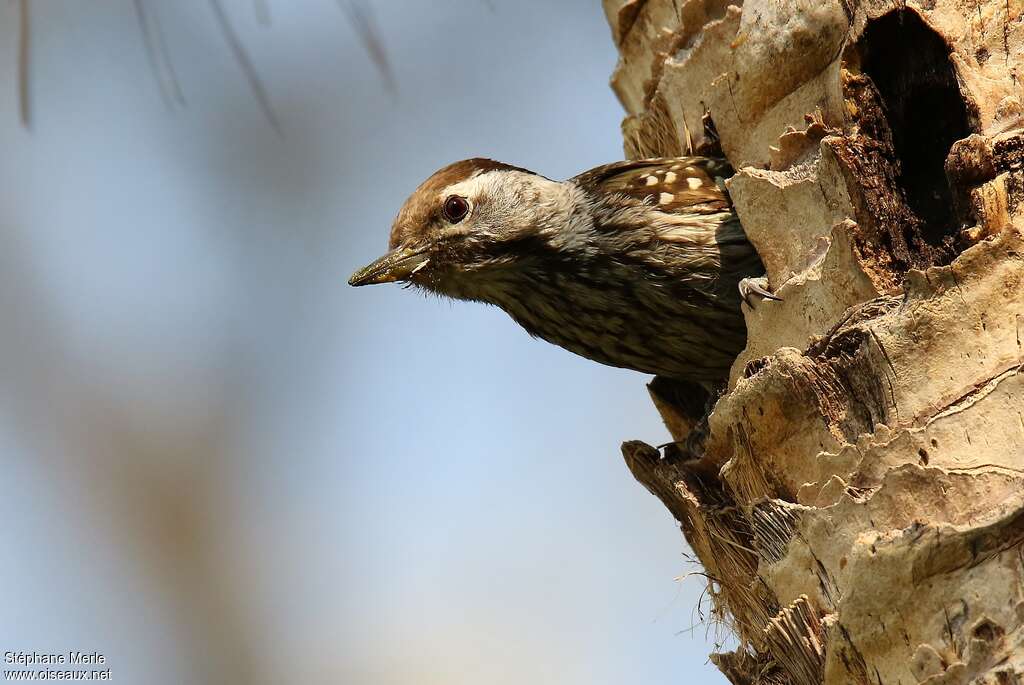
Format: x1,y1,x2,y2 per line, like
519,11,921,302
208,0,282,135
13,1,403,129
339,0,396,94
18,0,29,128
134,0,186,109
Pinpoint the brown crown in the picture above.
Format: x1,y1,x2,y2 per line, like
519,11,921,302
389,158,534,249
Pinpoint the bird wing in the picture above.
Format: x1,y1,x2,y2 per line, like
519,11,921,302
570,156,759,306
570,157,733,214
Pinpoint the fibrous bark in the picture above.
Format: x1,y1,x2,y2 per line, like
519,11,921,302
605,1,1024,682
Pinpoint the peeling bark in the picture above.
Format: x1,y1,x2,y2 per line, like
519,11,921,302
605,0,1024,682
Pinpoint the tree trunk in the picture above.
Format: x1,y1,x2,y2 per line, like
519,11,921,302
604,1,1024,683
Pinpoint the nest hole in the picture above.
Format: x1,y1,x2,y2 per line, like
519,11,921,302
856,9,973,252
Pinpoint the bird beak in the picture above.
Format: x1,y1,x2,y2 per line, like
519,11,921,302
348,245,429,286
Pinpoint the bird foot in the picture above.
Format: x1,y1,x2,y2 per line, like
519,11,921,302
739,276,781,307
655,419,709,463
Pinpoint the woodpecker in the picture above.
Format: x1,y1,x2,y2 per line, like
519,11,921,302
349,157,775,384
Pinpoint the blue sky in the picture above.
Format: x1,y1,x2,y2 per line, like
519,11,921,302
0,2,725,683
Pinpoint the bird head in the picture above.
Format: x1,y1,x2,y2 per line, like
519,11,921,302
348,158,576,300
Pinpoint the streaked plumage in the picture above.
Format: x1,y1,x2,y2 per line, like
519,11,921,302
350,157,768,383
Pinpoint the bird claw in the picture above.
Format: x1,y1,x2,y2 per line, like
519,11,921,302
739,276,781,307
656,425,709,462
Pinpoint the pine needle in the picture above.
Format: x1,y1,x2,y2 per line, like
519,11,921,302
208,0,282,135
339,0,397,94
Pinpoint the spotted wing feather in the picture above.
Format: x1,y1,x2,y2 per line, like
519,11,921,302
571,156,761,307
570,156,733,214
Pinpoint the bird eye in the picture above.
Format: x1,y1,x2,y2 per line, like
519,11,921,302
442,195,469,223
